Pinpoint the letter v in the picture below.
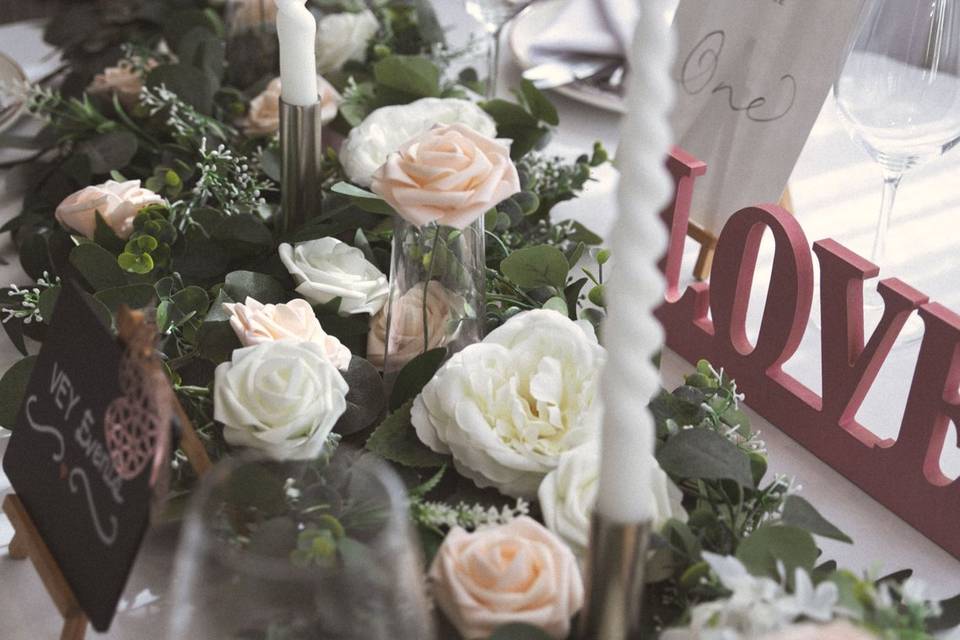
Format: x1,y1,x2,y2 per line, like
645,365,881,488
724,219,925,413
813,239,927,445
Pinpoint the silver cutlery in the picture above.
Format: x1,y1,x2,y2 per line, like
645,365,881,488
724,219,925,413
522,55,622,90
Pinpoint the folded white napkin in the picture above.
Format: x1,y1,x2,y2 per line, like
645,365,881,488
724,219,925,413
530,0,639,60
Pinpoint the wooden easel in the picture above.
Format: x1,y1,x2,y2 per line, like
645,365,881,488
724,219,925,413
3,306,211,639
688,188,794,280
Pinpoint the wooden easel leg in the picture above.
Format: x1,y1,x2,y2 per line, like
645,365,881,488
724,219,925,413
7,528,28,559
693,243,716,281
60,613,88,640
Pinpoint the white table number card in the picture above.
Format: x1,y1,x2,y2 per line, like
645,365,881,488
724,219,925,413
669,0,866,235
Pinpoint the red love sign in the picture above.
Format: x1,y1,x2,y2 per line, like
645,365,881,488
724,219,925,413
657,148,960,559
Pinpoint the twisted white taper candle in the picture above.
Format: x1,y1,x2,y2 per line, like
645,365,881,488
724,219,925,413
596,0,676,523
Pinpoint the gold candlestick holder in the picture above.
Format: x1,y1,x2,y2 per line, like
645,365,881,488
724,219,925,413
578,514,652,640
279,98,323,234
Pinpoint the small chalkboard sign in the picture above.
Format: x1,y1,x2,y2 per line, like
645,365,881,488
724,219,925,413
2,281,158,632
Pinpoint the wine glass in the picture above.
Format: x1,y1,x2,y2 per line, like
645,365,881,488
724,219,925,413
463,0,535,98
165,448,435,640
833,0,960,333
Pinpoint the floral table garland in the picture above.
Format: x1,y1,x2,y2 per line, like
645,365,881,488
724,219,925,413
0,1,958,638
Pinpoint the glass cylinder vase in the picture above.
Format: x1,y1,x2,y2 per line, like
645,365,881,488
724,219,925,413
373,216,486,380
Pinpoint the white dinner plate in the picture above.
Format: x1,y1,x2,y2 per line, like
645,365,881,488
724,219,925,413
508,0,626,114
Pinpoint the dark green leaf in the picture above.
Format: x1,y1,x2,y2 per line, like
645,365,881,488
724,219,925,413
78,130,138,174
373,55,440,98
366,399,447,468
488,623,554,640
94,212,126,253
389,348,447,411
197,289,240,363
38,286,60,324
519,79,559,126
929,593,960,632
657,428,754,487
147,63,219,114
225,462,287,517
69,243,127,290
500,245,569,290
0,356,37,428
781,496,852,544
736,525,818,580
223,271,287,305
334,357,386,436
330,182,395,215
94,283,156,313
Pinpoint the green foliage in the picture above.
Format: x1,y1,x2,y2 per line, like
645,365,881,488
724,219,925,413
389,348,448,411
0,356,37,428
500,245,569,291
366,399,448,468
657,428,755,487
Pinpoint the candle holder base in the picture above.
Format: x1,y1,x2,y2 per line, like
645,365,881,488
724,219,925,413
279,98,323,235
578,514,652,640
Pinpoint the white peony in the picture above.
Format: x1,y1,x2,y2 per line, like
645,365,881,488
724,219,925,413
411,309,606,497
279,237,389,315
213,340,348,460
339,98,498,187
538,441,687,556
315,9,379,73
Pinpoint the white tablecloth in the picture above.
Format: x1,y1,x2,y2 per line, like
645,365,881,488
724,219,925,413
2,6,960,638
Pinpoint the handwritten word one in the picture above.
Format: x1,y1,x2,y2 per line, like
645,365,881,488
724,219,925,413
680,30,797,123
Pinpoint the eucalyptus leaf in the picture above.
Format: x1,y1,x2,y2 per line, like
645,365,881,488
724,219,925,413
334,357,386,436
781,495,852,544
657,428,754,487
735,525,818,581
69,243,127,290
223,271,287,305
373,55,440,98
389,348,447,411
489,624,554,640
94,283,156,313
518,79,559,126
78,130,138,174
147,63,219,114
366,399,447,468
500,245,569,291
38,286,61,324
0,356,37,428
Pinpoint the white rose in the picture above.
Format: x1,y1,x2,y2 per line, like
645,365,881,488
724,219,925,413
214,340,348,460
339,98,497,187
412,309,606,497
279,237,389,315
223,296,352,369
55,179,164,240
315,9,379,73
538,441,687,555
429,517,584,640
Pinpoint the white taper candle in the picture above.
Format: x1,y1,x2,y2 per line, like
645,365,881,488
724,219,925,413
596,1,676,522
276,0,318,106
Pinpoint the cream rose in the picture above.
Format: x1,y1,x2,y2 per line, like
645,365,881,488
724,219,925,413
538,441,687,555
279,237,389,315
243,75,341,137
366,282,460,369
213,340,348,460
223,296,351,369
412,309,606,497
429,516,584,639
88,58,157,109
315,9,379,73
339,98,497,187
371,123,520,230
55,179,164,240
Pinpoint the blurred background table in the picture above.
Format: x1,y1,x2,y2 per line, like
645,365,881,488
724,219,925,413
1,3,960,638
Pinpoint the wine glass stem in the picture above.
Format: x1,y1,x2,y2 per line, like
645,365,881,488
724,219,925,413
871,171,902,267
486,26,502,100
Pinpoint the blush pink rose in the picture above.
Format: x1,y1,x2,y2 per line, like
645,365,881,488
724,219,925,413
223,297,351,370
366,281,459,370
370,123,520,230
88,58,158,109
429,516,584,639
55,179,163,240
244,76,341,137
